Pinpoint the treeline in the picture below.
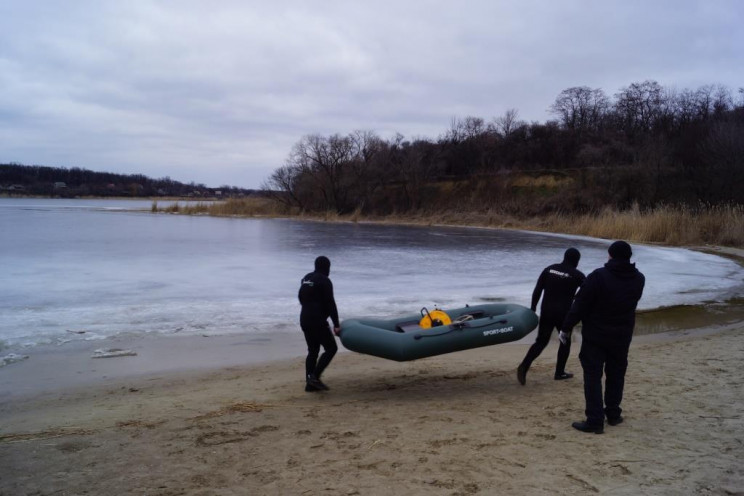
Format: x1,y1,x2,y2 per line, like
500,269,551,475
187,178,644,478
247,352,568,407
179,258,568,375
0,163,255,198
263,81,744,216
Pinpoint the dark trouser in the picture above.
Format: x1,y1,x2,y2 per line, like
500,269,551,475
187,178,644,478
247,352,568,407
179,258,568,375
301,319,338,380
520,310,570,375
579,339,629,426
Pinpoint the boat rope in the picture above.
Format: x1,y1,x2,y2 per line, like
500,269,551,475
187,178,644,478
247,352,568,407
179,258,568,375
460,319,509,329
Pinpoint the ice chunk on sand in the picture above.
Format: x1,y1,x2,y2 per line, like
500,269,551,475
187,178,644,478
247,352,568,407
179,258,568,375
1,353,30,367
91,348,137,358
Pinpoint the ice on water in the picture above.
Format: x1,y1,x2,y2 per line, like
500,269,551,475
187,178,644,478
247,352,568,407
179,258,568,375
1,199,742,349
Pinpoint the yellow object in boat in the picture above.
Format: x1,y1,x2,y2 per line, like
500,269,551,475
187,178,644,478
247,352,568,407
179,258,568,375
419,309,452,329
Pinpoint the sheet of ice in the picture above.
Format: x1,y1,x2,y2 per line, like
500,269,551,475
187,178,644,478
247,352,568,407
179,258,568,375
1,199,742,349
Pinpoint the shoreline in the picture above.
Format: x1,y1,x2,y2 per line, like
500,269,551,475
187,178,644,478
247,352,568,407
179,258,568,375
2,293,743,402
1,322,742,494
174,198,744,250
0,332,308,401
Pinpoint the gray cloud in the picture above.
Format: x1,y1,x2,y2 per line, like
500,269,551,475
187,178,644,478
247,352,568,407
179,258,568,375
1,0,742,187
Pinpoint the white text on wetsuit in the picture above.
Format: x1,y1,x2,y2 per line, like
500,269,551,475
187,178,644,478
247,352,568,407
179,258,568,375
549,269,571,278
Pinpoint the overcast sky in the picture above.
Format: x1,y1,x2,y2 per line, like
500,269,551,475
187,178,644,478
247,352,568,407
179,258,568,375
1,1,742,188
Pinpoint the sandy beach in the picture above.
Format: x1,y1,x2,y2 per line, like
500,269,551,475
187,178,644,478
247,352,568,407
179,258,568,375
1,319,742,495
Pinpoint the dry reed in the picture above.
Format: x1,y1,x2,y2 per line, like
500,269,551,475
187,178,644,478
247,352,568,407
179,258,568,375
156,198,744,248
357,204,743,247
531,204,744,247
154,197,289,217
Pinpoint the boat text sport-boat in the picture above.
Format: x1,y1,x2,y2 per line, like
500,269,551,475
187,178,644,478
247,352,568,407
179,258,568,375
339,303,538,361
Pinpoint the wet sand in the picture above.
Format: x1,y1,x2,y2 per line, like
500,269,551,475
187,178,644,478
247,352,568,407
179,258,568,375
1,321,742,495
0,332,309,400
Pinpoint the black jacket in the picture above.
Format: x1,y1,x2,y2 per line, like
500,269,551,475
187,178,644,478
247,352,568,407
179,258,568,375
298,271,339,327
531,262,586,315
562,258,645,347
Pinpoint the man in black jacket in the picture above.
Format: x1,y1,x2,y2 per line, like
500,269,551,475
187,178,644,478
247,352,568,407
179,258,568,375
561,241,645,434
518,248,585,385
298,256,340,392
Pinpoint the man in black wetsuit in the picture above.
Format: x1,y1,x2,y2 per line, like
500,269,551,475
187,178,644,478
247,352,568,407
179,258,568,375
517,247,585,385
298,255,340,392
561,240,645,434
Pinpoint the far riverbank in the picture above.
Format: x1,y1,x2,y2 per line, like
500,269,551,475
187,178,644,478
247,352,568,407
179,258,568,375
155,197,744,249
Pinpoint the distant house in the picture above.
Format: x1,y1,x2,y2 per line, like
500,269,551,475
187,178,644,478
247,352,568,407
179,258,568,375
54,182,67,189
8,184,25,191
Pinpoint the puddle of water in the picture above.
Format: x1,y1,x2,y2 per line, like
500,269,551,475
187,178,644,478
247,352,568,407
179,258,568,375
635,297,744,336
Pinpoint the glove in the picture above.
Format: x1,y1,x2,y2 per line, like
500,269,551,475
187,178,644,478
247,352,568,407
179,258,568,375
558,330,570,345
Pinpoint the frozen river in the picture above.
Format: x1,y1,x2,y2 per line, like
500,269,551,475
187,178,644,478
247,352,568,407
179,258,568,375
1,198,743,351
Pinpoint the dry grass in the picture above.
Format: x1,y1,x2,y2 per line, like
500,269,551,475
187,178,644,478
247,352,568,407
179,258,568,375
154,197,291,217
156,197,744,248
511,174,574,189
345,204,744,247
530,204,744,247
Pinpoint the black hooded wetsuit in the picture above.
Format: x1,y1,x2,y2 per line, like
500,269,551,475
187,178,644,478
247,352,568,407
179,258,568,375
298,256,339,380
520,248,585,376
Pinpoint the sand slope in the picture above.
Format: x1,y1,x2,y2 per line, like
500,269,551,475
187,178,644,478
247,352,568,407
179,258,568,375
1,325,743,495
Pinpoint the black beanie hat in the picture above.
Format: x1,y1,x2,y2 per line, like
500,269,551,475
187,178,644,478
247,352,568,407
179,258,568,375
608,240,632,260
314,255,331,275
563,247,581,268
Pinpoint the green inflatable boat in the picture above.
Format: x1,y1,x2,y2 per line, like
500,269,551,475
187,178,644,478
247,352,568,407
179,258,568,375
339,303,538,362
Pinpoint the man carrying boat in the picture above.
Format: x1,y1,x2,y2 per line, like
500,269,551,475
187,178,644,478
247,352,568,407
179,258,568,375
299,255,341,392
561,240,645,434
517,247,585,385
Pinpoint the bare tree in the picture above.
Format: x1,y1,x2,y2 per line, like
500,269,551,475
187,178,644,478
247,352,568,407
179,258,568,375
443,116,465,144
673,87,699,127
443,116,485,143
261,164,306,210
462,116,485,139
550,87,609,134
347,130,385,210
293,134,355,213
614,80,665,136
695,85,716,120
699,120,744,203
397,139,441,210
493,108,523,137
712,84,733,115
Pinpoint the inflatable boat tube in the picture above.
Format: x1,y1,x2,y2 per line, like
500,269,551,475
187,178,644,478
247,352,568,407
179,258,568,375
339,303,537,362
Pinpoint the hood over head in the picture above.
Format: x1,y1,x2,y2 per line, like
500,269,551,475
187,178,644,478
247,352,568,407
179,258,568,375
562,247,581,268
314,255,331,276
605,257,639,277
608,240,633,261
